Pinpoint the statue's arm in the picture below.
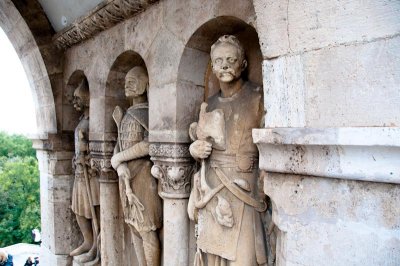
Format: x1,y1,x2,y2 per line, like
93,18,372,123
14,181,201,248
111,141,149,169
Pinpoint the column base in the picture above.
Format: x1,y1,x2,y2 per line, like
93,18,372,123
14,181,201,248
40,245,72,266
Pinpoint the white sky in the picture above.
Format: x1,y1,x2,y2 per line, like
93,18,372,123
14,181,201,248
0,27,37,135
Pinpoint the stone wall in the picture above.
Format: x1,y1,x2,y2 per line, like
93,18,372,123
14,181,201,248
1,0,399,265
255,0,400,128
253,0,400,265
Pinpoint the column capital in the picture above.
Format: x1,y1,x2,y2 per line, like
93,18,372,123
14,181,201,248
149,142,195,199
31,133,74,152
89,140,118,183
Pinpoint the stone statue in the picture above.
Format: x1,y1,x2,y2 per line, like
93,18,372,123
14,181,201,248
188,35,268,265
70,79,101,265
111,66,162,266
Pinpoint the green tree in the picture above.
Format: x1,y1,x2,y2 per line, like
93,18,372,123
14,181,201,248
0,133,40,247
0,131,36,158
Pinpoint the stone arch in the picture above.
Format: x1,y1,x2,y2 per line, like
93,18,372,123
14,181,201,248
104,50,147,135
0,0,57,134
175,15,263,141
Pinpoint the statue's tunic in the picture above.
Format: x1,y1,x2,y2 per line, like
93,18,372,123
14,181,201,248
71,116,100,219
118,103,162,232
197,82,267,265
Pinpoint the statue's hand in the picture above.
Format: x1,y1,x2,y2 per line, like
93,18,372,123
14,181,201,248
126,191,136,206
116,163,130,180
190,140,212,159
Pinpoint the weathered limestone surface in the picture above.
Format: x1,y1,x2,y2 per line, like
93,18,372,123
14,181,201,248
254,2,400,261
254,127,400,184
265,172,400,266
263,56,305,128
254,0,400,58
255,127,400,265
2,0,399,265
263,36,400,128
303,37,400,127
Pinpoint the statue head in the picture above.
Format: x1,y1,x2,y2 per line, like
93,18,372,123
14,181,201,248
125,66,149,98
73,79,90,112
210,35,247,83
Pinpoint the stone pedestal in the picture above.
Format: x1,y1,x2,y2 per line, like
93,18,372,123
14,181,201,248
254,127,400,265
150,143,194,266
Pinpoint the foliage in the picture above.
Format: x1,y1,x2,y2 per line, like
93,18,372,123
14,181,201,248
0,133,40,247
0,131,36,158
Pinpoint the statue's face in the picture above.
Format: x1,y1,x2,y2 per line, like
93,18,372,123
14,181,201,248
211,43,246,83
125,72,147,98
73,90,86,112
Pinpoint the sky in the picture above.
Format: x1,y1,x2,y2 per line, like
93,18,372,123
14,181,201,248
0,27,37,135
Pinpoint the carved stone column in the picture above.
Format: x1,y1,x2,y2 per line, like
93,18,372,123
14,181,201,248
90,140,123,266
149,143,194,266
32,133,77,266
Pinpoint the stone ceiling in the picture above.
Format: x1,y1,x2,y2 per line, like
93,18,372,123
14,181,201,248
37,0,104,32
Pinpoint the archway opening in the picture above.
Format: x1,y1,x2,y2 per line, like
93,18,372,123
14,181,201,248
0,26,41,263
0,27,37,135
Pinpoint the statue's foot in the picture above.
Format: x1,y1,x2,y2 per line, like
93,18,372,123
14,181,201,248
75,244,97,263
70,242,92,257
84,254,100,266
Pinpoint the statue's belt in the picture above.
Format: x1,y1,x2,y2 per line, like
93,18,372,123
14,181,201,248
210,164,267,212
210,152,258,172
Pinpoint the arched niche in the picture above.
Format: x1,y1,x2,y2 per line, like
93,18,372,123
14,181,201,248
104,50,147,135
64,70,89,132
175,16,262,141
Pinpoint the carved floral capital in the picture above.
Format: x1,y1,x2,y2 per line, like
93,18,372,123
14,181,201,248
150,143,194,199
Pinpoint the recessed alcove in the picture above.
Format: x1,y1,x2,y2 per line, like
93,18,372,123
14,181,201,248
104,51,147,135
174,16,263,142
64,70,89,133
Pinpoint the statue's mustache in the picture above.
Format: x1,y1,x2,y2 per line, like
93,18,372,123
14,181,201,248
216,69,235,76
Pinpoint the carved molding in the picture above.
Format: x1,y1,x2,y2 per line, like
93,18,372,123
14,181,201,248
32,133,74,152
254,127,400,184
89,140,115,156
150,143,194,199
149,143,191,158
89,140,118,182
54,0,159,49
